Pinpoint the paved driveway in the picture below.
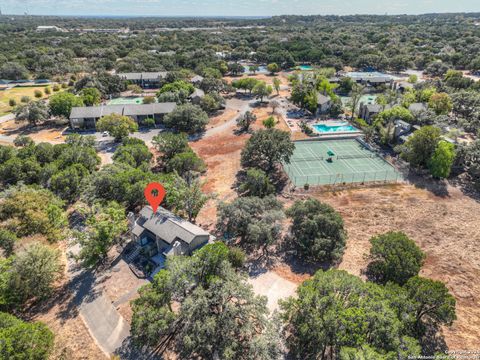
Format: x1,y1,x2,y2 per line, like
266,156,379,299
248,271,298,312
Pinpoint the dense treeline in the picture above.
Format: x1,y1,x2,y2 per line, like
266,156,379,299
1,13,479,79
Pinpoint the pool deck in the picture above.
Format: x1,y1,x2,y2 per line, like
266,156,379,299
309,120,363,137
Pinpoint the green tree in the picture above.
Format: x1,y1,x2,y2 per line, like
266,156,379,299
400,125,441,168
281,270,407,359
0,186,66,242
286,198,346,264
405,276,456,333
0,228,17,257
428,141,456,179
74,202,128,267
455,140,480,189
6,243,63,306
112,138,153,168
152,132,189,161
238,168,275,197
429,92,452,115
80,87,101,106
172,174,211,222
96,113,138,141
48,92,84,118
267,63,280,75
163,103,209,134
167,150,206,177
131,244,281,358
366,231,425,285
83,163,162,209
142,96,156,104
236,111,257,132
262,115,276,128
348,83,365,120
216,196,283,254
0,312,54,360
0,62,28,80
272,77,281,95
49,164,89,203
14,100,49,126
249,64,259,74
253,81,273,102
241,129,295,173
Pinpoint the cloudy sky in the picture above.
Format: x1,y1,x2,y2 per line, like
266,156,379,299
2,0,479,17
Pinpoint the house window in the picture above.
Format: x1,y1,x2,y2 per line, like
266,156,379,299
139,236,150,246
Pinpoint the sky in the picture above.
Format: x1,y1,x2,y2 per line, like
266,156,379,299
1,0,479,17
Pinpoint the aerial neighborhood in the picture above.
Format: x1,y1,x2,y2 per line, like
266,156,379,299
0,8,479,360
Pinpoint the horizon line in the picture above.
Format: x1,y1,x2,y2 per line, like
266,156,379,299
1,12,480,19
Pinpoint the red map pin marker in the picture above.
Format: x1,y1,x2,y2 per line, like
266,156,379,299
144,182,166,214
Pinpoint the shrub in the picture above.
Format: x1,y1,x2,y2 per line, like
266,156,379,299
34,89,43,98
8,98,16,107
52,84,60,92
20,96,30,103
44,87,51,95
143,117,156,128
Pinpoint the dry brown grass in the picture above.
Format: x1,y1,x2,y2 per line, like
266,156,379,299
303,184,480,349
0,120,66,143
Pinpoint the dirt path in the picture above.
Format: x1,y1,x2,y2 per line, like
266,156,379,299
308,184,480,349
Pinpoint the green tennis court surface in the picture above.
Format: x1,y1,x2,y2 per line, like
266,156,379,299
284,138,402,186
107,97,145,105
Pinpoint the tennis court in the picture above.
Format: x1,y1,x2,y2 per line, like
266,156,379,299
284,138,402,186
107,97,145,105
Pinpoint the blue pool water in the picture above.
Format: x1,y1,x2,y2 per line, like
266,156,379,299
313,123,358,133
296,65,313,71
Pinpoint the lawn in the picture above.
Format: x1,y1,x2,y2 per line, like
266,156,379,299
0,86,55,116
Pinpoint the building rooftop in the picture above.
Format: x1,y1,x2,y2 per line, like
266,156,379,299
191,75,204,83
70,102,176,119
408,102,428,113
118,72,168,81
317,94,331,105
134,206,210,245
190,88,205,98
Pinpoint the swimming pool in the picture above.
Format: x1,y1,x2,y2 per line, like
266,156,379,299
312,123,358,133
296,65,313,71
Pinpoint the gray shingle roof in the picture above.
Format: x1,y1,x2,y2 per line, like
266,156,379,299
189,88,205,98
118,72,168,81
368,76,392,83
317,94,331,105
136,206,210,245
408,102,427,113
70,103,176,119
191,75,204,83
365,104,382,113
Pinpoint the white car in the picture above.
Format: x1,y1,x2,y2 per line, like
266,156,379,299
102,131,109,137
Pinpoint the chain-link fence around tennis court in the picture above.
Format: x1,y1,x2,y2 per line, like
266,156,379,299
285,167,402,187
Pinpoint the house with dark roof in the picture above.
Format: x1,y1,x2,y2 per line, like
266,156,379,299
359,103,383,123
69,102,176,129
189,88,206,104
408,102,428,114
316,94,332,115
392,81,414,93
118,72,168,89
190,75,204,85
129,206,211,266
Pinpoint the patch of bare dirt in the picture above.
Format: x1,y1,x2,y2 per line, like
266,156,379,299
0,120,66,143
